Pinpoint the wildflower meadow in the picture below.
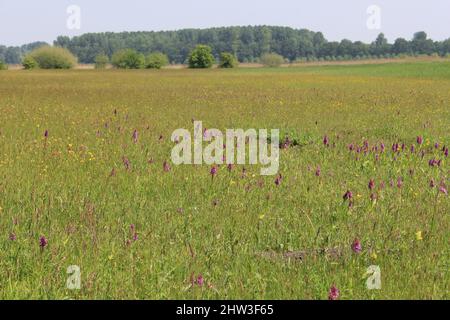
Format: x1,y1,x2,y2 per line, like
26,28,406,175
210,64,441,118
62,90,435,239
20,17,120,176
0,61,448,299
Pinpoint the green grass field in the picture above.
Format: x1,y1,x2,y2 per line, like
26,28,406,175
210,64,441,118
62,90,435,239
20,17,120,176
0,62,448,299
284,60,450,79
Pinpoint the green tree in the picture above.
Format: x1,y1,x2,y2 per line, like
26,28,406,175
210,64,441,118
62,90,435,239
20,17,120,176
260,53,284,67
393,38,410,55
9,26,450,64
218,52,238,68
145,52,169,69
371,33,391,56
22,55,38,69
338,39,353,57
440,39,450,56
313,32,326,51
188,45,215,68
413,31,427,42
111,49,145,69
27,46,77,69
351,41,370,57
319,42,339,58
94,54,109,69
412,32,434,54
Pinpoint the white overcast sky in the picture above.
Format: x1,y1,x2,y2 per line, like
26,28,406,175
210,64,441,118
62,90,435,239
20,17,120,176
0,0,449,46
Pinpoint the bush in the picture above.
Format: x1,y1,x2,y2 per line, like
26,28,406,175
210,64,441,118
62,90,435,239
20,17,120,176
0,60,7,70
145,52,169,69
27,46,77,69
22,55,38,70
111,49,145,69
260,53,284,67
95,54,109,69
218,52,238,68
188,45,215,68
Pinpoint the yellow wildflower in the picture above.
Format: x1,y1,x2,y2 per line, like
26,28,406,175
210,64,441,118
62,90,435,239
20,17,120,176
415,231,423,241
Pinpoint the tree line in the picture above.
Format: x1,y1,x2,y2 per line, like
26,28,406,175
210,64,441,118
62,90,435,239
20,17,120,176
0,42,49,64
1,26,450,64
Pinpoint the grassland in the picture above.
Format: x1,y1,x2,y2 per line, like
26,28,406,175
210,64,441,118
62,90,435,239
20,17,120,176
0,62,448,299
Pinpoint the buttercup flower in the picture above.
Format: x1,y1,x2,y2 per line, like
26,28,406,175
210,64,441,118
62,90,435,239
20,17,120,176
415,231,423,241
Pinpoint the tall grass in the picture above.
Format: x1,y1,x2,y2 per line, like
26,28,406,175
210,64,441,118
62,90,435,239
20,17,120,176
0,63,448,299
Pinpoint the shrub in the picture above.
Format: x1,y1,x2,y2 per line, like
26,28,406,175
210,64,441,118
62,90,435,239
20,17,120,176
218,52,238,68
22,55,38,70
95,54,109,69
111,49,145,69
27,46,77,69
0,60,7,70
188,45,215,68
260,53,284,67
145,52,169,69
